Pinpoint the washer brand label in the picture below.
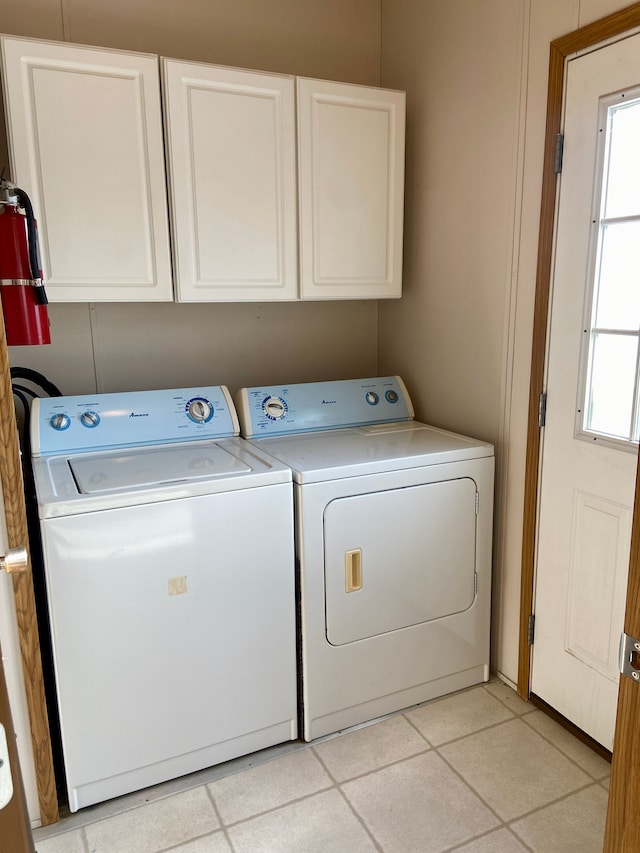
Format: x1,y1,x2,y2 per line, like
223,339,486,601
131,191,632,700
129,412,150,417
322,399,337,404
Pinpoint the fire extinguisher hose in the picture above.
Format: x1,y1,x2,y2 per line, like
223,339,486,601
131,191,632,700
15,188,48,305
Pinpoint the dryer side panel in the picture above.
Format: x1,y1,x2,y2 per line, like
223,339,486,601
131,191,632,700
324,477,477,645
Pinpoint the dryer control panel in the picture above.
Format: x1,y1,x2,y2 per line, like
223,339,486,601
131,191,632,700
31,386,240,456
236,376,414,438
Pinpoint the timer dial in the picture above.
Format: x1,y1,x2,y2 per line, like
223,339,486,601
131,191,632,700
365,391,379,405
263,396,288,420
50,413,71,431
187,398,214,423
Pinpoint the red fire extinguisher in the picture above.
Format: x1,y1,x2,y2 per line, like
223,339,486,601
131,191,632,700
0,177,50,346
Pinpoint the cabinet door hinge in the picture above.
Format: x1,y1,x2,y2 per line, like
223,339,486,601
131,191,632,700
474,573,478,597
475,492,479,515
538,392,547,428
528,614,535,645
554,133,564,174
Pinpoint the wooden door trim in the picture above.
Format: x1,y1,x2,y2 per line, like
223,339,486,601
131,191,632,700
518,1,640,698
604,449,640,849
0,307,58,825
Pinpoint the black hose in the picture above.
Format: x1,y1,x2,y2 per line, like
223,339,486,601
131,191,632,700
10,367,63,397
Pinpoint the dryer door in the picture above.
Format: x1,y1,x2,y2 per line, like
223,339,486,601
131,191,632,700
324,477,477,645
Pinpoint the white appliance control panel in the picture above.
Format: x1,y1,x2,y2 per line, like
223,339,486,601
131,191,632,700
31,386,240,456
236,376,415,437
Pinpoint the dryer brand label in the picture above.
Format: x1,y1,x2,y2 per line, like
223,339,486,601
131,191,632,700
129,412,150,417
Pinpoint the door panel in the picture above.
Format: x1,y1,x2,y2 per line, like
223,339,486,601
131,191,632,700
163,60,298,301
324,478,477,645
1,37,172,301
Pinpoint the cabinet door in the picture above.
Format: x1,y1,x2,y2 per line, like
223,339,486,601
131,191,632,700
163,60,297,302
297,78,405,300
0,37,172,302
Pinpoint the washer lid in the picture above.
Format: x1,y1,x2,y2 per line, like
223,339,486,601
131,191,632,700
252,421,494,483
33,437,292,518
69,443,251,494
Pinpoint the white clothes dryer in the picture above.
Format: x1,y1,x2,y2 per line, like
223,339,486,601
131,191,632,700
31,386,297,811
236,376,494,741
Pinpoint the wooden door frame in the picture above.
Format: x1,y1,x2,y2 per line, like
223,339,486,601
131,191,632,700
0,307,58,825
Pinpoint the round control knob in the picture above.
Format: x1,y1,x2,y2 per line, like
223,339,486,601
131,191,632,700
187,398,213,423
50,413,71,431
365,392,379,405
385,390,399,404
263,396,288,420
80,410,100,428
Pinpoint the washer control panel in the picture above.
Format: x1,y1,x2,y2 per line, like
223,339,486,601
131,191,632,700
32,386,239,456
236,376,414,438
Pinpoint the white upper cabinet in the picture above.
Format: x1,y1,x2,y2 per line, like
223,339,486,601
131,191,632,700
0,35,406,303
162,60,298,302
297,78,405,300
0,37,172,301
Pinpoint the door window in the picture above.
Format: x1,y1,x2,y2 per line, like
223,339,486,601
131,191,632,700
578,91,640,447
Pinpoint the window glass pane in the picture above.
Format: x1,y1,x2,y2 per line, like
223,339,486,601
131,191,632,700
587,333,637,439
604,99,640,219
594,220,640,330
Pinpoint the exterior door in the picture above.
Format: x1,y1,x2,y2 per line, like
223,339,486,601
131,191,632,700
0,636,34,853
531,32,640,750
516,1,640,846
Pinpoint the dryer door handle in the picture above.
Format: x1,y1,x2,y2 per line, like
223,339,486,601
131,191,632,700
345,549,363,593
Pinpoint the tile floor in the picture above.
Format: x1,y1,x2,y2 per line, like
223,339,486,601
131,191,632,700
32,679,611,853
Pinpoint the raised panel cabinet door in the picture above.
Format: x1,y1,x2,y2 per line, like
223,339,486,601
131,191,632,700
162,59,297,302
297,78,405,300
0,37,172,302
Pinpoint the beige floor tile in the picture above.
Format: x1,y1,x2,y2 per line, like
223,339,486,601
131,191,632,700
31,828,86,853
601,775,610,791
405,684,514,745
83,787,219,853
523,710,612,779
452,827,529,851
208,748,331,825
163,831,233,852
313,714,429,781
342,750,499,853
440,718,592,822
510,784,608,852
484,680,535,715
227,788,377,853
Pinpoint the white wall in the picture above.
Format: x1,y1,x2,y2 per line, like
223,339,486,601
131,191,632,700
379,0,635,684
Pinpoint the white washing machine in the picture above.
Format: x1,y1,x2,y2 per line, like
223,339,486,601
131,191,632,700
236,376,495,741
31,386,297,811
